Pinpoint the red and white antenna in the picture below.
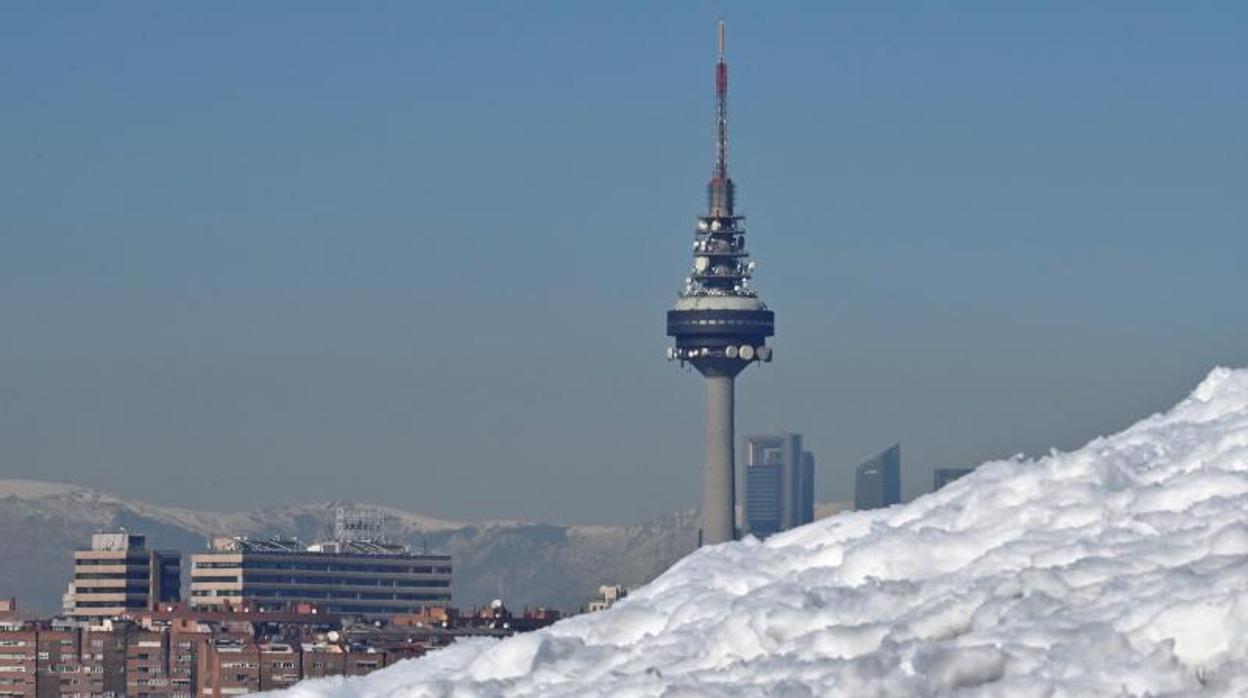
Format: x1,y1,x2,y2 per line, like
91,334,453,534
708,19,735,217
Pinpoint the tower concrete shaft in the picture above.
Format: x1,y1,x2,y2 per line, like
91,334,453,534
666,20,775,546
703,373,736,544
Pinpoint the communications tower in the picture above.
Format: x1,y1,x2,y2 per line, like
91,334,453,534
666,20,775,545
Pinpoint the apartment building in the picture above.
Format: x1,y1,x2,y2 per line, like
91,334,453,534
0,630,35,698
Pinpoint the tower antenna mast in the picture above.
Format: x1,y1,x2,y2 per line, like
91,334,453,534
710,18,732,217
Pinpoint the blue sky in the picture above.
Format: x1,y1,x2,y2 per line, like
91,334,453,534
3,3,1247,523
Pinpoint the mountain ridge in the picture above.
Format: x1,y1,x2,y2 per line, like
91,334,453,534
0,478,698,614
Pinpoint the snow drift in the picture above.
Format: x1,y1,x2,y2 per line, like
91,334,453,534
270,367,1248,696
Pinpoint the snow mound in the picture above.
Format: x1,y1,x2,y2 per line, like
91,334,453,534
270,367,1248,697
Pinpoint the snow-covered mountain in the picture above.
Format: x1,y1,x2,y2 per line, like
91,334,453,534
0,478,468,536
0,481,695,614
269,367,1248,697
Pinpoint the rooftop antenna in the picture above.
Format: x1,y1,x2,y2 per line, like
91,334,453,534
334,507,386,543
710,18,732,213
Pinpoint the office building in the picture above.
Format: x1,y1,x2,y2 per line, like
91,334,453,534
744,433,814,538
63,533,181,620
585,586,628,613
854,444,902,510
189,537,452,620
934,467,973,490
745,463,781,538
801,451,815,524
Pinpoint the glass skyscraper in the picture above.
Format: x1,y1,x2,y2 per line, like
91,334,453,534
854,443,902,510
743,433,814,538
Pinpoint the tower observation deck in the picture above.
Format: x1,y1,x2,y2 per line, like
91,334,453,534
666,20,775,546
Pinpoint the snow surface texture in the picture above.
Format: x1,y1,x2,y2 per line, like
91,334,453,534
269,367,1248,697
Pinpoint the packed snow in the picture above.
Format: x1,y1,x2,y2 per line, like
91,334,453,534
270,367,1248,696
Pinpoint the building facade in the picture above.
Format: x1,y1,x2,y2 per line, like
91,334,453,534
800,451,815,524
743,433,814,538
189,537,452,620
744,463,782,537
933,467,973,491
854,444,902,510
63,534,181,620
585,586,627,613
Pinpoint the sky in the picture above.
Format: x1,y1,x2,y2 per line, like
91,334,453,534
3,2,1248,525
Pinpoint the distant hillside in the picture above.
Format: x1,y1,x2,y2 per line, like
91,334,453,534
0,480,698,614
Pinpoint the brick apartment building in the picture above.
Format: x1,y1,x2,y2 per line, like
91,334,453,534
0,626,127,698
0,600,560,697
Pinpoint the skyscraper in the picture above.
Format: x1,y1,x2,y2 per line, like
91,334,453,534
666,21,776,546
744,434,813,538
801,450,815,524
934,467,973,490
854,444,902,510
745,462,782,539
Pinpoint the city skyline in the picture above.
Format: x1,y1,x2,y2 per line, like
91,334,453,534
5,4,1248,524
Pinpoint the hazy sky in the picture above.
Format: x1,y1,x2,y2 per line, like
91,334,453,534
4,3,1248,525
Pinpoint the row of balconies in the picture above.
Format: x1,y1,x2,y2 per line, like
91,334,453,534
192,560,449,574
